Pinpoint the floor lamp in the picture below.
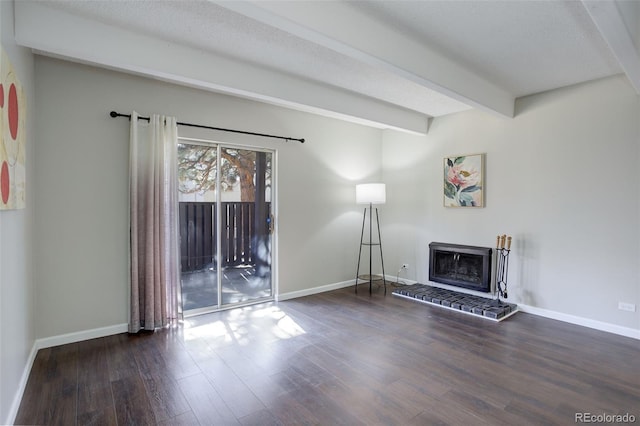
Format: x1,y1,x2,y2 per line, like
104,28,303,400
355,183,386,294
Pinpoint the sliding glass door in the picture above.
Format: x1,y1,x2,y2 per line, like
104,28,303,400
177,140,274,314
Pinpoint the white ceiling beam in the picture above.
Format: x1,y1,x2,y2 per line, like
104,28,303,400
582,0,640,94
215,0,515,118
14,1,429,134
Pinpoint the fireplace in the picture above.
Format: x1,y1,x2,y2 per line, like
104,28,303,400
429,242,492,293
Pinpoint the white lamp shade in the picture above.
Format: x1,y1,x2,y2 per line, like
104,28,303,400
356,183,386,204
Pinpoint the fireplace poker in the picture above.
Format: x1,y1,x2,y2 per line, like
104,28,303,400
492,234,511,306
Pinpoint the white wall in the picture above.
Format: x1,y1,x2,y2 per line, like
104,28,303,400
383,75,640,332
0,1,36,423
34,56,382,339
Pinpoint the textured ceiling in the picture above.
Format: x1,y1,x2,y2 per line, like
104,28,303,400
29,0,634,122
351,0,623,97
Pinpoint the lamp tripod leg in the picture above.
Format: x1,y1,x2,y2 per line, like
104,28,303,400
355,207,366,294
368,204,373,293
375,207,386,294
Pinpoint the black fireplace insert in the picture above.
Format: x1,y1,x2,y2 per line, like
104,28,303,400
429,242,492,293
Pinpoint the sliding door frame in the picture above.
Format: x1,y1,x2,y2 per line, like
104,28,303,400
178,136,277,317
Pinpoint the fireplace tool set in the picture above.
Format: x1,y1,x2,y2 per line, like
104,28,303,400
491,234,511,306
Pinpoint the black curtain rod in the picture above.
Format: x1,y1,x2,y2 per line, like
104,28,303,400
109,111,305,143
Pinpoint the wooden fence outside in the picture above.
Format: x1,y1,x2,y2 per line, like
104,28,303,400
179,202,270,272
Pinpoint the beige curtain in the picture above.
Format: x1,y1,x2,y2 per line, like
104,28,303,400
129,111,180,333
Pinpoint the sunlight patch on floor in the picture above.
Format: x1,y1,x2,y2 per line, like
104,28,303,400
182,305,306,344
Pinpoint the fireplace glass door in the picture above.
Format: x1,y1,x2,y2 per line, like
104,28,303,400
429,242,492,293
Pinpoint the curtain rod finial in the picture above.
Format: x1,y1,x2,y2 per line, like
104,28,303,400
109,111,118,118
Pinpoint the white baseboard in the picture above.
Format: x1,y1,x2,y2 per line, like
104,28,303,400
5,342,38,426
519,304,640,340
276,276,419,301
277,279,355,301
36,323,129,350
385,274,418,285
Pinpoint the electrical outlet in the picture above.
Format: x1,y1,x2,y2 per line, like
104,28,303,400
402,263,409,269
618,302,636,312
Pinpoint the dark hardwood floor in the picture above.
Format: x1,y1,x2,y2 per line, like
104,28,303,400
15,284,640,425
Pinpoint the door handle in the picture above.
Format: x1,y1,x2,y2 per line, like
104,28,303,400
268,214,274,234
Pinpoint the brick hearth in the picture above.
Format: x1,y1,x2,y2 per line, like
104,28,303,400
393,283,518,321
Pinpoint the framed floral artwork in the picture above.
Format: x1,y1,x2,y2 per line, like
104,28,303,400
444,153,484,207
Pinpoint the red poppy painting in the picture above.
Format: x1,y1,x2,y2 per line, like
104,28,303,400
0,46,26,210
